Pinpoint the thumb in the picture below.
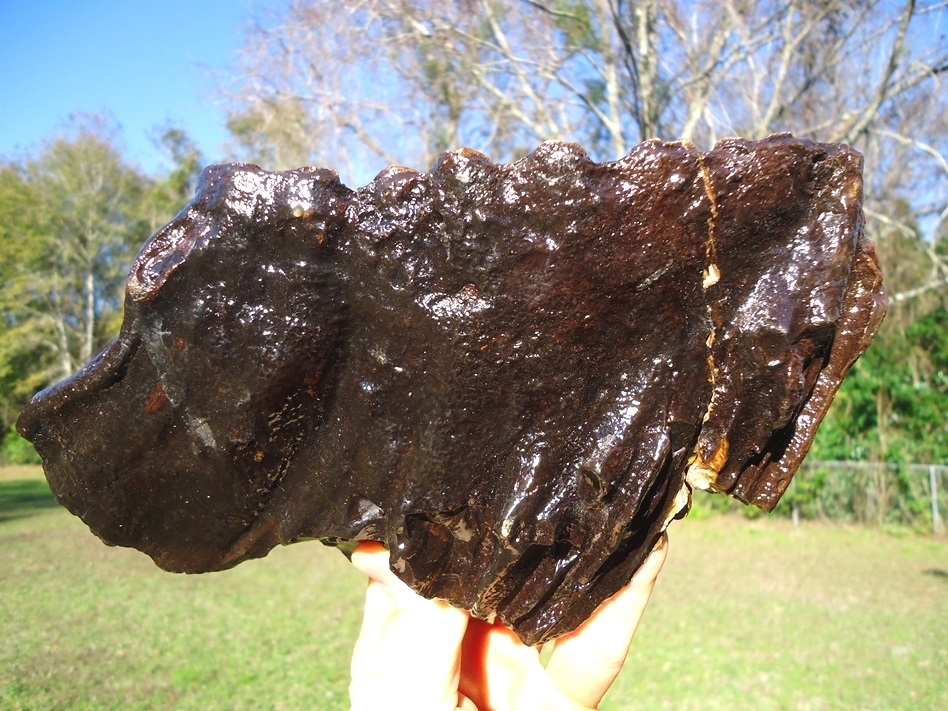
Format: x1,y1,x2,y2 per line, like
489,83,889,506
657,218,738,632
349,542,471,711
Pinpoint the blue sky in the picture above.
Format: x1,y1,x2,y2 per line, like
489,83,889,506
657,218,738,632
0,0,274,174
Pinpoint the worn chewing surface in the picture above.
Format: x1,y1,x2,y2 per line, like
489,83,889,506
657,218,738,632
18,135,886,644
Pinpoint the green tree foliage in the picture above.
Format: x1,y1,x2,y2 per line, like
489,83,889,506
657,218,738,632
1,118,148,382
146,126,205,229
0,166,49,437
816,305,948,464
0,117,203,461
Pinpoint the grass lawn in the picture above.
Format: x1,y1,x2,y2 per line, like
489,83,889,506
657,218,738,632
2,466,946,710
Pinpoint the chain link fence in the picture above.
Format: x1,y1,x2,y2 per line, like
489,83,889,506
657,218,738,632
694,460,947,535
778,460,947,535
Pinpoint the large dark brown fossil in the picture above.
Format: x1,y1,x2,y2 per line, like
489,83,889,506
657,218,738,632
18,135,886,645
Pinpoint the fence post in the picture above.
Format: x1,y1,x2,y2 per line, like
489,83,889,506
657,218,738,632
931,465,942,536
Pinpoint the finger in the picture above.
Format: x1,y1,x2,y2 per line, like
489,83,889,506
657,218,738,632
459,617,535,709
544,534,669,708
460,618,590,711
349,542,470,711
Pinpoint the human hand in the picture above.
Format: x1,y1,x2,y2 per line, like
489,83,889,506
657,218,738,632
349,535,668,711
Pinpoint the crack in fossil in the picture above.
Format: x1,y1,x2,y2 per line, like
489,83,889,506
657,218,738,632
686,148,727,492
696,150,720,289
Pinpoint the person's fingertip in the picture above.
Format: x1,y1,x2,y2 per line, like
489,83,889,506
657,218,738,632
350,541,392,580
353,540,387,555
630,533,669,586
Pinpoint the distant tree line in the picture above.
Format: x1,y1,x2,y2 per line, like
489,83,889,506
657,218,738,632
2,1,947,485
0,116,202,461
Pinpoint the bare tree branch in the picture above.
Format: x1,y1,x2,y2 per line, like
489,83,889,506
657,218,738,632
842,0,916,144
